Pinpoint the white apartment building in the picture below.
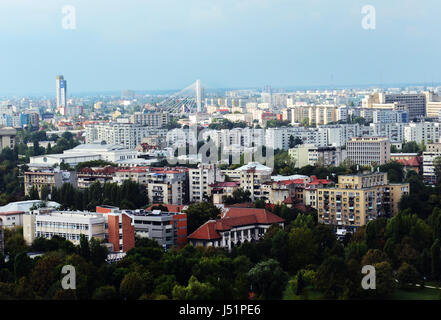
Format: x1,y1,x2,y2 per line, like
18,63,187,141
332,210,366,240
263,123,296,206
289,144,346,168
130,111,169,127
166,128,198,148
236,162,273,201
189,164,224,202
85,122,166,149
423,143,441,184
404,122,441,145
369,123,406,143
322,124,362,147
265,127,328,150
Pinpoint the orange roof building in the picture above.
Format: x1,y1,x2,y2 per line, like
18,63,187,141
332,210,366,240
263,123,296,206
188,207,284,250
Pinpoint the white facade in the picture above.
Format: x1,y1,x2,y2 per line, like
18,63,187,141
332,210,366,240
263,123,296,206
189,164,224,202
404,122,441,145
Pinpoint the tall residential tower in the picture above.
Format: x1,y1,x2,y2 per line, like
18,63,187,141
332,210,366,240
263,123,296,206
56,75,67,112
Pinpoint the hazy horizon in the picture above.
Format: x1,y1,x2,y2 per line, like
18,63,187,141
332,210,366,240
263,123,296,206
1,0,441,95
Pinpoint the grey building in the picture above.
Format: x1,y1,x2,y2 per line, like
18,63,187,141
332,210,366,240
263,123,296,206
384,93,426,119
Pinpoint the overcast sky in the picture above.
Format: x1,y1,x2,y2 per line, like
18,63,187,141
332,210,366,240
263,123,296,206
0,0,440,94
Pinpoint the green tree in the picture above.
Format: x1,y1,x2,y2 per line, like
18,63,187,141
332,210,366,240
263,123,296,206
247,259,289,300
120,272,146,300
29,186,40,200
92,285,118,300
40,184,50,201
315,256,347,298
172,275,216,300
79,234,90,261
185,202,221,234
431,239,441,280
397,262,420,289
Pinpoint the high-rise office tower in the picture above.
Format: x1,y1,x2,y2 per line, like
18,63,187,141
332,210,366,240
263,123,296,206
56,75,67,110
195,79,203,113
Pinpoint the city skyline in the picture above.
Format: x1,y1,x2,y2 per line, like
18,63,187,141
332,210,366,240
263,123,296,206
1,0,441,95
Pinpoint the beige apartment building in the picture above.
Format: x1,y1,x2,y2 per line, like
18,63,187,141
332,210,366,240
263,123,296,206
24,170,78,197
346,136,390,166
317,172,409,234
291,105,338,126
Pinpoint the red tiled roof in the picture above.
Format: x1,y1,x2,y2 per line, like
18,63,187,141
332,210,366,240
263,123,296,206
225,203,254,208
188,220,221,240
396,157,420,167
278,179,305,185
283,197,294,204
188,207,285,240
309,175,331,185
0,211,25,216
146,204,185,213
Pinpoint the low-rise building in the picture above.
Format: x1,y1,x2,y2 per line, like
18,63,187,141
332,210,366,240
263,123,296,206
23,209,106,245
188,207,284,250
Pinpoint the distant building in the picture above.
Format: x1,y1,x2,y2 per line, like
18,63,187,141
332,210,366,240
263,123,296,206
56,75,67,112
384,93,426,119
130,111,169,128
346,136,390,166
0,127,16,150
289,144,346,168
97,206,188,251
86,122,166,149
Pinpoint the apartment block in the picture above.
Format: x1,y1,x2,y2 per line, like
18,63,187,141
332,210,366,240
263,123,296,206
130,111,169,127
404,122,441,145
236,162,273,201
289,144,346,168
0,126,16,150
317,172,409,235
85,122,166,149
189,164,224,202
384,93,426,119
423,143,441,184
24,170,78,197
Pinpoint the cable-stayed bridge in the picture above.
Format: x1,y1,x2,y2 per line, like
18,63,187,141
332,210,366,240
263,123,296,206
157,80,204,114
